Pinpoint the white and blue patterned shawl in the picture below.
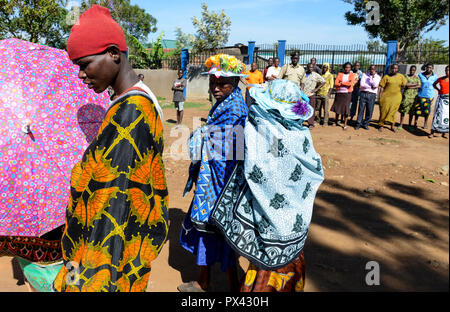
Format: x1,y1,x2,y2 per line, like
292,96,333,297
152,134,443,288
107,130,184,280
211,102,324,269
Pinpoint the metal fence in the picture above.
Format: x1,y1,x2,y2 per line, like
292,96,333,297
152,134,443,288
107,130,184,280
161,54,181,70
397,45,449,65
254,43,387,74
188,48,244,68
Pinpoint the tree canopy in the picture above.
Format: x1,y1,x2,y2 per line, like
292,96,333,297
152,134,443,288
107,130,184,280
343,0,449,50
0,0,70,49
79,0,157,43
175,2,232,52
0,0,158,50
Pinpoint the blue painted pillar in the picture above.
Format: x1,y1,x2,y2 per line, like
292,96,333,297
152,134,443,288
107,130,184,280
248,41,255,65
277,40,286,67
385,40,397,74
181,48,189,98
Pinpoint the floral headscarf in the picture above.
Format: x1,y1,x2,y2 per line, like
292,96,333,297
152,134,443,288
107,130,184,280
203,53,248,78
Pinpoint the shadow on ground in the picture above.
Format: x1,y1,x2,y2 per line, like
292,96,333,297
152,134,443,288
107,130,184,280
167,208,245,292
305,179,449,291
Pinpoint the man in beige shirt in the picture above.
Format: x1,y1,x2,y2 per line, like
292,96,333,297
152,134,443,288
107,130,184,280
303,63,326,129
277,51,306,88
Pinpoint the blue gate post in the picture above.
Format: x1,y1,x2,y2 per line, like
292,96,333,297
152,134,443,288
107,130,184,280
181,48,189,98
248,41,256,65
385,40,398,74
277,40,286,67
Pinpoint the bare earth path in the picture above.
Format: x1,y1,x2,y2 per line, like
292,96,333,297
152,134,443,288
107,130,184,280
1,99,448,292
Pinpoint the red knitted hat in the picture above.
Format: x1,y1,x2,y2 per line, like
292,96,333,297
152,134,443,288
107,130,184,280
67,5,127,60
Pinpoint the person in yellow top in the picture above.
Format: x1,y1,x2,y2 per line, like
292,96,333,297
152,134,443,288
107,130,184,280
316,62,334,126
378,64,407,132
242,62,264,106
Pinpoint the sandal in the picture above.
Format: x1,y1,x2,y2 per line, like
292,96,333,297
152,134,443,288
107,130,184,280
177,281,207,292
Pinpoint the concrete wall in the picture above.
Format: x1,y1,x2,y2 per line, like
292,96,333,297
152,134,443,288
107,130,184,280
134,67,211,101
134,69,178,100
398,64,448,100
134,65,246,102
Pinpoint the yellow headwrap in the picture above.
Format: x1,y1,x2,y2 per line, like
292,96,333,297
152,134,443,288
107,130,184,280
322,62,331,75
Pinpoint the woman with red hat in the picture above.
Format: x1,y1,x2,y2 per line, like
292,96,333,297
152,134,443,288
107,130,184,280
53,5,168,292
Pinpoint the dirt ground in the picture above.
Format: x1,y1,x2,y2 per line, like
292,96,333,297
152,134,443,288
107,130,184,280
1,97,448,292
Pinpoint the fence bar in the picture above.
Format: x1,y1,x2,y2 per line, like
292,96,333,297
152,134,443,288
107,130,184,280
181,48,189,98
277,40,286,66
248,41,256,65
385,40,398,74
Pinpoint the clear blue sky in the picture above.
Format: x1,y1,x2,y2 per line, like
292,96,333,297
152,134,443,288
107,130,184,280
131,0,449,45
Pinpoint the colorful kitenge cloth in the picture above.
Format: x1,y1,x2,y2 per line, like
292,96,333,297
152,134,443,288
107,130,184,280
53,90,169,292
211,103,324,270
240,252,306,292
183,87,248,229
17,257,63,292
431,94,449,133
415,97,433,116
180,87,248,271
0,226,63,263
399,75,420,114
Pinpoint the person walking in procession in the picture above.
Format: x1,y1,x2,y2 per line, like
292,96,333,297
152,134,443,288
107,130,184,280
210,79,324,292
429,65,449,139
53,5,169,292
178,54,248,292
355,65,381,130
172,69,187,126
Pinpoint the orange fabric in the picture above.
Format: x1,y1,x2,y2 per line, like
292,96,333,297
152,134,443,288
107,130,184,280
245,70,264,89
437,77,449,94
335,72,356,93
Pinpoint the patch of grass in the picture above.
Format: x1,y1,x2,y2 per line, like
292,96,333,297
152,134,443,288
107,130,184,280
368,137,402,145
161,101,211,111
183,102,210,110
157,96,166,101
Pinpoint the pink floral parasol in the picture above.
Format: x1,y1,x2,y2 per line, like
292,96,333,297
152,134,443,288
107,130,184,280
0,38,110,236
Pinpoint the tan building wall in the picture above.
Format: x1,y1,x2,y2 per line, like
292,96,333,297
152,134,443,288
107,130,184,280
134,68,212,101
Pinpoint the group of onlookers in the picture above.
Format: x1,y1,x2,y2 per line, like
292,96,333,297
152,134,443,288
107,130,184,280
242,51,449,138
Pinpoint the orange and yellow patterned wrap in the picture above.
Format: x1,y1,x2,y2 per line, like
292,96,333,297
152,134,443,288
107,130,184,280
54,91,169,292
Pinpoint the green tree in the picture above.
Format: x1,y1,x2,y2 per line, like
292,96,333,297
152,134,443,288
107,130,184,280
342,0,449,51
403,38,449,64
191,3,231,52
128,32,169,69
366,39,386,52
80,0,157,43
174,27,194,50
0,0,70,49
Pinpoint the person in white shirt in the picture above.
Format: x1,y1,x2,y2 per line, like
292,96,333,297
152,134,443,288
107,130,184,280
355,65,381,130
265,57,281,81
